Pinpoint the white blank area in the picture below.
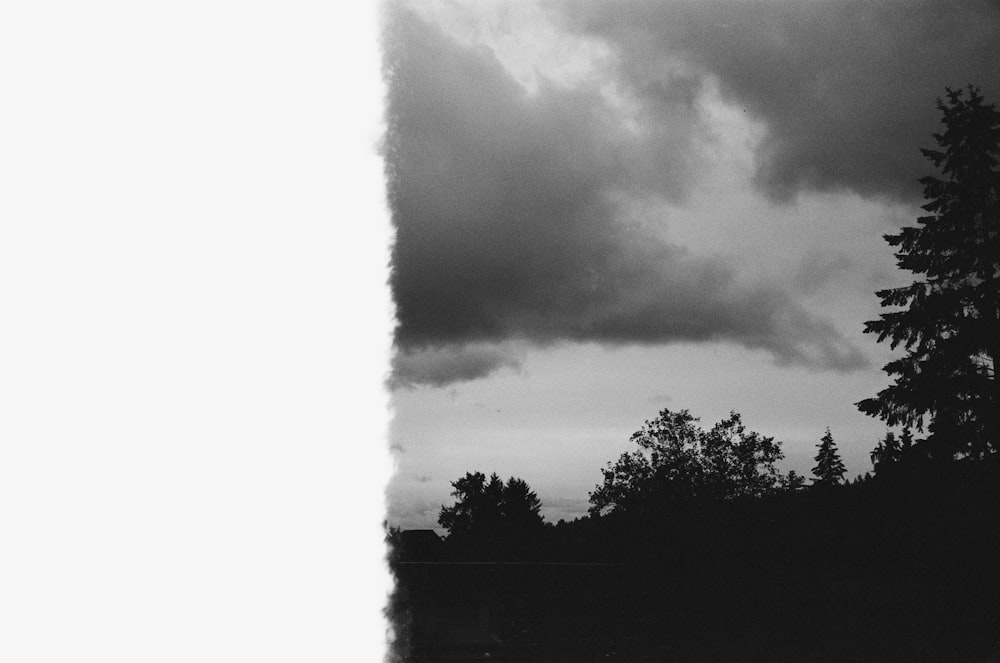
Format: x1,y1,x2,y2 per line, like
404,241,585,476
0,3,392,661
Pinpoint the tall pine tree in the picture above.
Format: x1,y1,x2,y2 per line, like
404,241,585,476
857,87,1000,460
812,428,847,486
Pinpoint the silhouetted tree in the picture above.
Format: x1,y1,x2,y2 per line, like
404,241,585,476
438,471,544,541
857,87,1000,460
870,427,918,476
500,477,544,529
781,470,808,491
438,471,503,537
871,430,902,474
899,426,915,453
812,428,847,486
589,409,785,515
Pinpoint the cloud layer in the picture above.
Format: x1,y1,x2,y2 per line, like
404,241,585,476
390,343,525,389
383,3,884,387
562,0,1000,203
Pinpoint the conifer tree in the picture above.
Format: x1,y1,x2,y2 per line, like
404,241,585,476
780,470,807,491
857,87,1000,460
870,427,919,476
871,431,901,474
812,428,847,486
438,472,544,541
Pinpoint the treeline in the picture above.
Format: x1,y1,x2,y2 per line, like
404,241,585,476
390,408,1000,659
394,409,997,566
391,450,1000,661
400,408,859,561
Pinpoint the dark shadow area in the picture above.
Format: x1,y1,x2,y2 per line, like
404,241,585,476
387,457,1000,662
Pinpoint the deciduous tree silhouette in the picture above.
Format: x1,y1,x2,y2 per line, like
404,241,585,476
857,86,1000,460
588,408,786,516
811,428,847,486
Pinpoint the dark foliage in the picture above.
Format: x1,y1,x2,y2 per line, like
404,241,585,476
811,427,847,486
870,427,917,476
437,472,544,555
780,469,808,491
857,87,1000,460
588,408,786,516
393,458,1000,662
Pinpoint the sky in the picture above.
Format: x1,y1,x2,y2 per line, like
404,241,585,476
383,0,1000,530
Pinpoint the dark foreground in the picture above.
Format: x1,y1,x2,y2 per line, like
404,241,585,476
388,461,1000,662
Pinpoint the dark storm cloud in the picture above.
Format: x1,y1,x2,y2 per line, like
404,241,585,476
561,0,1000,203
383,4,868,386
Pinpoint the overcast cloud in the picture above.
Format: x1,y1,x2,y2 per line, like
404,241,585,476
562,0,1000,203
384,3,875,386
